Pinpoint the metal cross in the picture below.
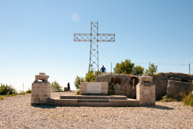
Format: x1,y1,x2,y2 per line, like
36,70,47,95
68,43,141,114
74,21,115,72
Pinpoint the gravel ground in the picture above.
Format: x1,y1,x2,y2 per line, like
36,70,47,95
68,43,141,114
0,92,193,129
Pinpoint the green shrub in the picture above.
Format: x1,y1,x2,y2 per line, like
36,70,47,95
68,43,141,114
183,93,193,107
85,71,101,82
0,96,5,100
26,89,31,93
75,90,81,95
74,76,85,89
0,84,17,95
6,94,17,97
51,81,62,91
160,95,178,102
19,91,26,95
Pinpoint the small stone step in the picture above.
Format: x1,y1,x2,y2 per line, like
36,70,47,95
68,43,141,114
78,99,109,102
78,102,110,107
60,95,127,100
47,98,140,107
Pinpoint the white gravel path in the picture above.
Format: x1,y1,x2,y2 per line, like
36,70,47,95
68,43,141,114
0,92,193,129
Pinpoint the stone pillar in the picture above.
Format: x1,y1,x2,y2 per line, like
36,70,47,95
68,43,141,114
136,76,155,106
31,73,51,105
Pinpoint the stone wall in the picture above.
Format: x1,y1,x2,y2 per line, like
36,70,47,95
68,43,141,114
153,73,168,100
153,72,193,100
96,74,138,98
167,80,193,100
97,72,193,100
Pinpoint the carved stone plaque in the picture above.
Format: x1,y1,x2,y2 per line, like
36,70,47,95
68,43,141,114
87,82,101,94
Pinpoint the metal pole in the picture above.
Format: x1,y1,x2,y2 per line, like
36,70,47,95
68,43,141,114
89,22,92,71
189,63,190,74
111,62,112,73
23,83,24,92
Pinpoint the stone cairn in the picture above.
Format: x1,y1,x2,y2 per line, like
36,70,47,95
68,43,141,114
136,76,155,106
31,73,51,105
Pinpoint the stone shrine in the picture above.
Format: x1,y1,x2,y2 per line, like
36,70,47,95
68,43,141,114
31,73,155,106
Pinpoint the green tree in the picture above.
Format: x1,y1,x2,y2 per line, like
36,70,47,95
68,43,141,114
133,65,144,76
85,71,101,82
114,59,135,74
144,63,158,76
51,81,62,91
74,76,85,89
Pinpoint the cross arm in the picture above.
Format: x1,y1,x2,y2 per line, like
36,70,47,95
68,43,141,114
74,33,91,42
97,33,115,42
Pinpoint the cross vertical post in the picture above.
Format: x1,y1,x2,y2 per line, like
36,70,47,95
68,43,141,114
74,21,115,72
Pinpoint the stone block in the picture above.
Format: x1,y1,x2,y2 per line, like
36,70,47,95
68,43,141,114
80,82,108,95
144,89,150,95
69,99,78,105
39,94,48,98
139,76,152,82
87,82,101,94
31,98,40,103
167,80,193,100
32,89,42,94
136,76,155,106
35,73,49,82
32,94,39,98
42,89,51,94
40,98,47,103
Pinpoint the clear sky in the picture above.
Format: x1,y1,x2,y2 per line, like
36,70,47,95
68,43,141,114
0,0,193,91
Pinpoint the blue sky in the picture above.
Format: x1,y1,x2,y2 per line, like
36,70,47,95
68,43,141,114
0,0,193,91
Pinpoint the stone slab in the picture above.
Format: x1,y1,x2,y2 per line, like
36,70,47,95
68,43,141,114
45,94,155,107
80,82,108,95
87,83,101,94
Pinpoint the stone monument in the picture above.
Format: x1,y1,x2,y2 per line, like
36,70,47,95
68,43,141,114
136,76,155,105
31,73,51,105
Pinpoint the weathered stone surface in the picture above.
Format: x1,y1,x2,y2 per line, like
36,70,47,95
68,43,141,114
153,73,168,100
35,73,49,83
166,72,193,82
80,82,108,95
96,74,138,98
87,83,101,93
137,76,155,106
153,72,193,100
31,73,51,105
97,73,193,100
169,77,182,81
139,76,152,82
167,80,193,100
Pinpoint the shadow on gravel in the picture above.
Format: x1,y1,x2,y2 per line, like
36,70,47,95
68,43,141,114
147,105,174,110
32,105,56,109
